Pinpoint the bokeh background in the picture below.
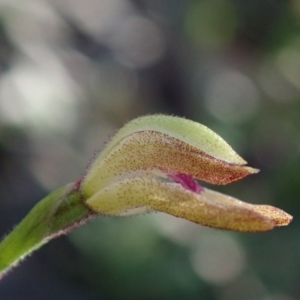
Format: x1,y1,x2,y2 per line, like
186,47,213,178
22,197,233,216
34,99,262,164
0,0,299,299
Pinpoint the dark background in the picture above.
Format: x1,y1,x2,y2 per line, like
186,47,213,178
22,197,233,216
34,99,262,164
0,0,299,299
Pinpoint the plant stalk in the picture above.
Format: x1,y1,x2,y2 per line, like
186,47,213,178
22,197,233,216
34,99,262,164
0,183,93,279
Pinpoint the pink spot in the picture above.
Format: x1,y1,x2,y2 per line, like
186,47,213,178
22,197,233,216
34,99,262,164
168,173,204,194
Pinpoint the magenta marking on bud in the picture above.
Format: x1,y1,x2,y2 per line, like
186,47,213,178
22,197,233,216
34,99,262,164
168,173,204,194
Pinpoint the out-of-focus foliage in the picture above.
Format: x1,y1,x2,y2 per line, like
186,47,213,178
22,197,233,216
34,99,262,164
0,0,299,299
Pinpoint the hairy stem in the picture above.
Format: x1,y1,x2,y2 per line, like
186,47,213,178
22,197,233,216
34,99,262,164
0,183,93,279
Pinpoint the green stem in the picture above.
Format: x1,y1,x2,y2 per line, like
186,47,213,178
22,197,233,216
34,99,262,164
0,183,94,279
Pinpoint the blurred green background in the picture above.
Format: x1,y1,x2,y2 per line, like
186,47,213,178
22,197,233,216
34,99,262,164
0,0,299,299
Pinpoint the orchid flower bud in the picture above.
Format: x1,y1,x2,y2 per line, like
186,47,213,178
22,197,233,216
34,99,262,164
81,115,292,232
0,114,292,280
